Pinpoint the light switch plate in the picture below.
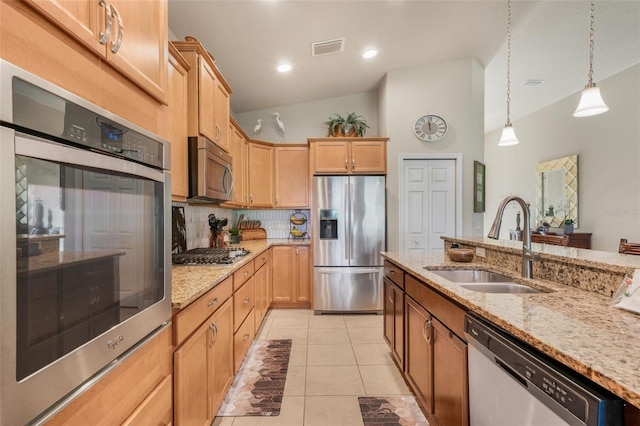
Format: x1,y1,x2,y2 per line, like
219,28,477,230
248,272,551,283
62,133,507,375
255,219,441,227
475,247,486,258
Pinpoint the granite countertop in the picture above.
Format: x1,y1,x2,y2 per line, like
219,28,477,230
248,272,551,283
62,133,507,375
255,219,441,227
381,249,640,409
171,238,309,310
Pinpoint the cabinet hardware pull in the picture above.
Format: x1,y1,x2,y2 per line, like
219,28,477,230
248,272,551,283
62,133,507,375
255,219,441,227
296,248,299,255
215,124,221,142
423,319,433,344
207,298,218,307
98,0,113,45
352,159,355,169
244,333,250,341
390,270,395,275
344,159,348,169
244,271,249,276
209,322,218,346
243,297,250,304
110,4,124,54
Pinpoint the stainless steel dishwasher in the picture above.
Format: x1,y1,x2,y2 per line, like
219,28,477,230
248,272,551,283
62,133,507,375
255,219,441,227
464,313,624,426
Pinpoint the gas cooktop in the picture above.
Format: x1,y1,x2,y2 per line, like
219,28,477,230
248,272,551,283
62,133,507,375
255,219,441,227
172,247,250,265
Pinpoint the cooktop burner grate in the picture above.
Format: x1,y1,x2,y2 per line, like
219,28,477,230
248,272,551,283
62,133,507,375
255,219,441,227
172,247,250,265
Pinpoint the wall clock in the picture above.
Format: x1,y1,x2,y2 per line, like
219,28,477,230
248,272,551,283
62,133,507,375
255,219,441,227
413,114,448,141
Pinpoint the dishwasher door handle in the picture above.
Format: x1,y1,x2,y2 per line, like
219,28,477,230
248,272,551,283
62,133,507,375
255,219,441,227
495,357,528,388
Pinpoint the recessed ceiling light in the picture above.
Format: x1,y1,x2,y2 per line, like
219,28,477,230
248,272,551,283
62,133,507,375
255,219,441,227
362,49,378,59
277,63,292,73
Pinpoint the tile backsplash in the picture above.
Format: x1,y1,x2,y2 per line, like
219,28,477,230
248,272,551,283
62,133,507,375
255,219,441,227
172,202,310,249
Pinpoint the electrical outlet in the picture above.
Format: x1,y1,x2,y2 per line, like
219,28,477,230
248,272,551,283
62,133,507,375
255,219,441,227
475,247,486,258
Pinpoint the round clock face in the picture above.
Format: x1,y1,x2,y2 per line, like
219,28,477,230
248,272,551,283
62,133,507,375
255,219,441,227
413,114,448,141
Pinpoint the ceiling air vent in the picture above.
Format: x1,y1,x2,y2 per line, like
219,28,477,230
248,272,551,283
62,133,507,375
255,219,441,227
311,38,345,57
520,79,546,87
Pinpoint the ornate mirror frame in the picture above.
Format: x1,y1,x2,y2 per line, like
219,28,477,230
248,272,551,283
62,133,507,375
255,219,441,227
535,155,578,228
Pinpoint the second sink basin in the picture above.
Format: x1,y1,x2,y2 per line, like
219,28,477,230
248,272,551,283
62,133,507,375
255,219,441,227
428,268,544,294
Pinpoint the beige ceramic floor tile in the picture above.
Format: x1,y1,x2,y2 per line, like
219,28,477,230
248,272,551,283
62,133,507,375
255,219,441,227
308,327,350,345
308,314,346,329
359,364,412,395
307,344,357,366
304,396,365,426
344,314,384,329
348,327,386,344
230,396,305,426
306,365,365,395
283,366,306,396
270,315,310,329
267,327,308,344
352,343,395,365
288,344,308,366
212,417,235,426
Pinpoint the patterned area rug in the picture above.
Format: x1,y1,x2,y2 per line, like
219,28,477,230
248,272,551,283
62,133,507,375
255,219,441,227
217,339,292,417
358,396,430,426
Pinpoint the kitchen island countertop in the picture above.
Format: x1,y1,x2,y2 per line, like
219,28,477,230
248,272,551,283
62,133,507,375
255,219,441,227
171,238,309,310
381,250,640,409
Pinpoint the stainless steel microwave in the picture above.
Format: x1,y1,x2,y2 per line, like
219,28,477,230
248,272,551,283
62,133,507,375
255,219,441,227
188,136,234,203
0,59,172,425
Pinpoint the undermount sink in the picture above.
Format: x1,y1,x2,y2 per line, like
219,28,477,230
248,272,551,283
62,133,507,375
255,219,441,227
428,269,544,294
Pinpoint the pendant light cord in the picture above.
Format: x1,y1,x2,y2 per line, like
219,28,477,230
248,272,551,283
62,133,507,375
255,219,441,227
587,0,595,86
506,0,513,125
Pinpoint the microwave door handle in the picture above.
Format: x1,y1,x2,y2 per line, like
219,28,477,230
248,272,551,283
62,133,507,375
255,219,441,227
222,164,234,198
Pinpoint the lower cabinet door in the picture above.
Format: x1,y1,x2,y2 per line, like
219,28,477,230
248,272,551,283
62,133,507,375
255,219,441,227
209,298,234,418
234,309,256,373
432,318,469,426
404,296,433,414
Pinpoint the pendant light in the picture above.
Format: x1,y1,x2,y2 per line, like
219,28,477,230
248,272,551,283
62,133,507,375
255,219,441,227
573,0,609,117
498,0,519,146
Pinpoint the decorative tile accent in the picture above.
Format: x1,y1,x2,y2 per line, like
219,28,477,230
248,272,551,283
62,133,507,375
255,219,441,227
358,396,429,426
217,339,292,417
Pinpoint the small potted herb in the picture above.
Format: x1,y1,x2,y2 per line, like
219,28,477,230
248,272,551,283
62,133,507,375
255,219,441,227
229,228,242,244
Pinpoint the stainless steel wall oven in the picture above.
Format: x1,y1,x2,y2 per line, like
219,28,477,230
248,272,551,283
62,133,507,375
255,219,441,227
0,60,172,425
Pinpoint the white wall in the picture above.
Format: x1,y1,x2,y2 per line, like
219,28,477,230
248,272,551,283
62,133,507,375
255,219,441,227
379,58,486,251
484,64,640,252
234,91,379,143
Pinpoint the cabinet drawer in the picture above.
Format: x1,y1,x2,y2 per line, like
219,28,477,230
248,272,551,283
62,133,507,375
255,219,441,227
173,276,233,346
233,260,255,290
122,374,172,426
234,277,255,332
384,260,405,289
405,275,466,339
234,309,255,373
254,249,270,269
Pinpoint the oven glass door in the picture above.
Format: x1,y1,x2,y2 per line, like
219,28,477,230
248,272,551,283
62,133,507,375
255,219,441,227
15,150,165,380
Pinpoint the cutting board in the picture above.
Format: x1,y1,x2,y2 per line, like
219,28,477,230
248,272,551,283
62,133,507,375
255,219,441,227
240,228,267,241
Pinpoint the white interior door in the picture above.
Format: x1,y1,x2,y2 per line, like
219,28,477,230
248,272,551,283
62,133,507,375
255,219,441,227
84,171,143,308
400,159,456,254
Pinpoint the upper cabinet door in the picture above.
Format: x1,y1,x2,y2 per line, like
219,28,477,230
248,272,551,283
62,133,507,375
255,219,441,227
310,140,350,174
23,0,105,54
105,0,168,103
23,0,168,104
213,80,230,152
275,146,309,208
198,58,217,142
350,140,387,174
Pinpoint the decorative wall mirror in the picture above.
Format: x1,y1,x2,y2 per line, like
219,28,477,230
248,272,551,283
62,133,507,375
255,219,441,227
535,155,578,228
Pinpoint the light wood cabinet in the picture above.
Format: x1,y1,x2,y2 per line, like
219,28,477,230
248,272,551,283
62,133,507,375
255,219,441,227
271,245,310,307
254,250,272,330
23,0,168,103
404,274,469,426
274,145,310,208
248,141,275,208
161,42,190,202
174,297,233,426
46,325,173,425
173,38,232,152
309,138,387,175
225,119,249,207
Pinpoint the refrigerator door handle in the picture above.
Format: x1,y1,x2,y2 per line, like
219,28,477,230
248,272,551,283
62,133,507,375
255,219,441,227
347,180,354,260
344,181,351,261
316,267,381,274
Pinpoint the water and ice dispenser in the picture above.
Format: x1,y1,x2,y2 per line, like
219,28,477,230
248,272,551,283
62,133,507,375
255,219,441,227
319,209,338,239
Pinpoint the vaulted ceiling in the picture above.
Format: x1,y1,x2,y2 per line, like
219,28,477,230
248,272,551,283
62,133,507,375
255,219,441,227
168,1,640,134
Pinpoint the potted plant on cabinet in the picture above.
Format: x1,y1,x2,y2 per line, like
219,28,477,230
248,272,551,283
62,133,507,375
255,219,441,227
323,113,346,137
343,112,370,137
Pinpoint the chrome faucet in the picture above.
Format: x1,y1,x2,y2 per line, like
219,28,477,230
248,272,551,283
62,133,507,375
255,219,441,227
487,196,538,279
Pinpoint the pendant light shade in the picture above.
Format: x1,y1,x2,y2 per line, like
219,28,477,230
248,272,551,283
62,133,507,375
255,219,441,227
498,125,519,146
573,0,609,117
499,0,519,146
573,84,609,117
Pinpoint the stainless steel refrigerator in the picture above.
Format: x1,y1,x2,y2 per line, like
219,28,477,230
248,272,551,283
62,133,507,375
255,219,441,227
313,175,386,313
